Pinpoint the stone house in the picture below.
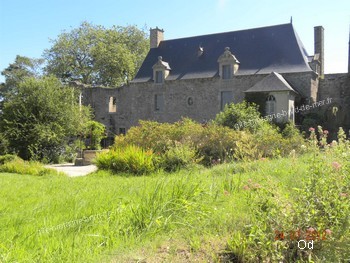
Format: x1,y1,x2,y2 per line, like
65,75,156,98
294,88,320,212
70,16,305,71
81,23,350,142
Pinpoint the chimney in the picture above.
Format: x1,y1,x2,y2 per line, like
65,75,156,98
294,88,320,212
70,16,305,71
314,26,324,77
348,28,350,74
150,27,164,49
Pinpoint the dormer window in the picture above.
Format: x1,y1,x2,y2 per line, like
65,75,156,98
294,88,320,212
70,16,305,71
217,47,240,80
152,56,171,84
222,64,232,79
155,70,164,83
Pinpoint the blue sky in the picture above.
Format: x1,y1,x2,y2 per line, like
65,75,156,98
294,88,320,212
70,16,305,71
0,0,349,83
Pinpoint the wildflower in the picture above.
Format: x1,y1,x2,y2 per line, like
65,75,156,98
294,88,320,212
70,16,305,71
301,145,307,150
339,193,348,197
324,229,332,235
309,127,315,132
323,130,329,135
243,185,250,190
260,157,267,161
253,183,261,189
332,161,341,170
224,190,230,196
331,140,338,147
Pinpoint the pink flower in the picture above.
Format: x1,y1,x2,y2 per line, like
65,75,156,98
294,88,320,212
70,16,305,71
224,190,230,196
323,130,329,135
332,161,341,170
309,127,315,132
339,193,348,197
243,185,250,190
324,229,332,235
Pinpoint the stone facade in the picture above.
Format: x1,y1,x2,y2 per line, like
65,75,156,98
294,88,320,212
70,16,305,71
78,23,350,143
81,71,326,138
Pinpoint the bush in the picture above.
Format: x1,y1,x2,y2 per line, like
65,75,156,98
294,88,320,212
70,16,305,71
84,121,106,150
226,127,350,262
214,101,264,133
116,119,250,166
0,158,59,176
95,145,156,175
0,154,20,165
160,142,198,172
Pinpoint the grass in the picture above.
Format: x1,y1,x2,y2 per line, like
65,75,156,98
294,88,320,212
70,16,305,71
0,154,346,262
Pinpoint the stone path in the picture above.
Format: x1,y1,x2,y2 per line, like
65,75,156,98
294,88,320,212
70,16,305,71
45,163,97,177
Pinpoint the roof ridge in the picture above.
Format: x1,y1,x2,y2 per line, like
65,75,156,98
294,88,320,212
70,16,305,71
162,23,293,43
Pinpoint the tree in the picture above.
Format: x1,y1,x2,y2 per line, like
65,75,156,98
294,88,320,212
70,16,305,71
83,121,106,150
0,76,91,161
0,55,44,111
44,22,149,87
215,101,264,133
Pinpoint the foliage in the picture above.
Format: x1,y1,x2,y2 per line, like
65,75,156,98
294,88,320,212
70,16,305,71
117,118,305,167
214,101,264,133
117,118,248,166
0,132,9,155
0,76,92,161
160,142,198,172
95,145,156,175
44,21,149,87
301,112,323,133
83,121,106,150
0,158,60,176
226,127,350,262
1,144,349,262
0,55,44,110
0,154,20,165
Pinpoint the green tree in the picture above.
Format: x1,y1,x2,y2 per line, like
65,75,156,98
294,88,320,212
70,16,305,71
0,55,44,110
0,76,91,161
84,121,106,150
44,22,149,87
215,101,264,133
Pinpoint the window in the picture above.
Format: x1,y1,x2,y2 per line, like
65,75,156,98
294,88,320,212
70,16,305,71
109,97,117,113
119,128,126,135
221,91,233,110
155,94,164,111
155,71,164,84
265,95,276,116
187,97,193,106
222,64,232,79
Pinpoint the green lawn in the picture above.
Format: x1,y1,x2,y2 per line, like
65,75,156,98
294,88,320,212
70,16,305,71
0,154,348,262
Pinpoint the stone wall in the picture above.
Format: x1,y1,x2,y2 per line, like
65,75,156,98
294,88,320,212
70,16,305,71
318,73,350,133
81,71,316,139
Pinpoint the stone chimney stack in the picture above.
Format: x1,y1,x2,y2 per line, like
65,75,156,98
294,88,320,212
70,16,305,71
314,26,324,77
150,27,164,49
348,28,350,74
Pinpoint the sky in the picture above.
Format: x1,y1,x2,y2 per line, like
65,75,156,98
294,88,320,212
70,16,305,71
0,0,349,83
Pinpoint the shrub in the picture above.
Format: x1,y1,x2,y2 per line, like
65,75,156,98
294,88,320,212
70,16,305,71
95,145,156,175
84,121,106,150
227,127,350,262
0,154,20,165
0,158,59,176
215,101,264,133
160,142,198,171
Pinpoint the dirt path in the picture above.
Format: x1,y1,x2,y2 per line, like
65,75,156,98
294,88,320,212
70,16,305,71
45,163,97,177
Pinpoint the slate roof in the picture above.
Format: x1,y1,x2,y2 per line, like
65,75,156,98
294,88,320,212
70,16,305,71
244,72,298,93
132,23,313,83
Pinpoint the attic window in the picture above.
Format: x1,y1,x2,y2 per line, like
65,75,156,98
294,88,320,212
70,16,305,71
217,47,240,79
222,65,232,79
155,71,164,83
152,56,171,84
